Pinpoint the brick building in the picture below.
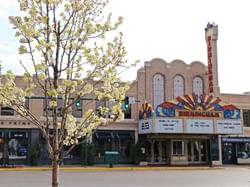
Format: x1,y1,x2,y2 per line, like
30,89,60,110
0,23,250,166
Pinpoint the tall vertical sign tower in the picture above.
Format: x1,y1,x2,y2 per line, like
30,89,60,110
205,23,220,97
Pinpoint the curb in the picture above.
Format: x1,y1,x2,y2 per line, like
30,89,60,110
0,166,223,172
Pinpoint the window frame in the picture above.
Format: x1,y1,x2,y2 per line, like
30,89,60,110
173,74,185,98
153,73,165,109
243,109,250,127
172,140,185,155
192,76,204,96
43,97,64,117
1,106,15,116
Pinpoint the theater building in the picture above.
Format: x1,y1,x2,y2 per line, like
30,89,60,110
0,23,250,166
134,23,250,165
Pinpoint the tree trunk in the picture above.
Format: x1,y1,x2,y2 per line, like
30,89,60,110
52,160,59,187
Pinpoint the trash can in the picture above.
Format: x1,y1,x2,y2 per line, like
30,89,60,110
104,151,119,168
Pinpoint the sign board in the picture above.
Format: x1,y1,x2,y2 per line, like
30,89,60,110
222,137,250,143
138,119,153,134
186,119,213,133
216,120,242,134
155,118,183,133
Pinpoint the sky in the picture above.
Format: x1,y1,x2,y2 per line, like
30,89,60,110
0,0,250,94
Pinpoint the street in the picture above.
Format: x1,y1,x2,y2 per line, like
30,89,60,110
0,167,250,187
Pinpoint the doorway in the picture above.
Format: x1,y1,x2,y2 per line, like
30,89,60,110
187,140,208,164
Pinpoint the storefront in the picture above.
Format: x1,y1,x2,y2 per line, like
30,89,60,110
138,94,242,165
222,136,250,164
139,134,210,165
0,129,31,166
7,130,29,165
93,130,135,164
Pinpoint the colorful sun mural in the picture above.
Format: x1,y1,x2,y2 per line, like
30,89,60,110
153,94,240,119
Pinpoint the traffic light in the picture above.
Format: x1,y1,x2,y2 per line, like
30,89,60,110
123,97,131,118
75,99,81,109
124,97,130,110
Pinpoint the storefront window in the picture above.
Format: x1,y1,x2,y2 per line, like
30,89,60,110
0,137,3,160
8,138,28,159
119,139,132,157
94,131,134,158
172,140,184,155
40,143,49,159
8,132,28,159
237,142,250,159
95,137,113,157
63,145,81,159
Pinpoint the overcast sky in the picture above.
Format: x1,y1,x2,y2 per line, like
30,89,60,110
0,0,250,94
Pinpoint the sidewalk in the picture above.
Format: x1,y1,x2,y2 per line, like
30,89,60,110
0,164,224,171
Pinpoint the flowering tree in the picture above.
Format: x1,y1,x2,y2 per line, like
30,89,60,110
0,0,135,187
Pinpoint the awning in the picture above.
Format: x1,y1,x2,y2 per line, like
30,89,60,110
95,132,114,139
116,132,134,140
222,136,250,143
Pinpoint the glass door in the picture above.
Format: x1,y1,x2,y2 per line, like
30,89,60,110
222,142,237,164
187,140,208,163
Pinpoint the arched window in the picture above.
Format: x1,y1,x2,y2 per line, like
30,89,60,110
193,76,203,96
173,75,185,98
153,74,164,108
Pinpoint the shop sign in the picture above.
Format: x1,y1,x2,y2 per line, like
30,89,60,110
0,121,31,126
222,137,250,142
138,119,153,134
186,119,213,133
178,110,221,118
155,118,183,133
207,35,214,93
10,132,27,138
216,120,242,134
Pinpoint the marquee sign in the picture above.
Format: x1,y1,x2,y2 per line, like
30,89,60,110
155,118,183,133
156,94,240,120
186,119,213,134
216,120,242,134
138,94,242,134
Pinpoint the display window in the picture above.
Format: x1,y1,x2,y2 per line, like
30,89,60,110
237,142,250,159
0,137,3,159
8,132,28,159
172,140,184,155
63,145,81,159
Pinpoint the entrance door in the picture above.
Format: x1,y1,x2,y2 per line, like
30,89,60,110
222,142,237,164
187,140,208,164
